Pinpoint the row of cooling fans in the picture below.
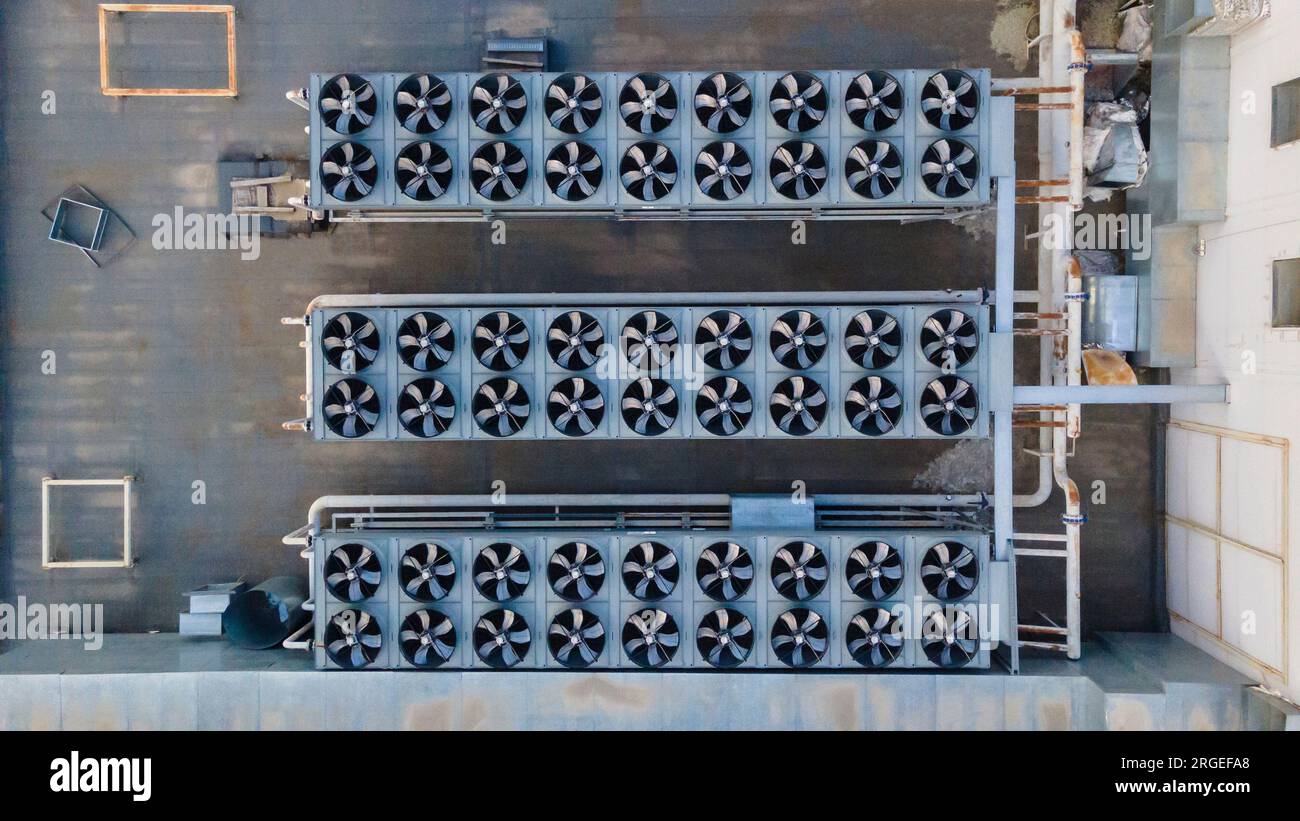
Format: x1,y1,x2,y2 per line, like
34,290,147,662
326,538,980,604
324,603,979,670
322,134,978,203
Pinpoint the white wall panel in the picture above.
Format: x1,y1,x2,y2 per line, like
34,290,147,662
1220,543,1285,672
1220,437,1285,556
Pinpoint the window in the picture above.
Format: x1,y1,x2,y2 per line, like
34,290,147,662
1271,77,1300,148
1273,258,1300,328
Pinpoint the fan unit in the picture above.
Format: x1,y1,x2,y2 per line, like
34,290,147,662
622,608,679,668
473,311,530,371
545,141,603,202
470,73,528,134
846,607,904,668
548,608,605,668
619,73,678,134
548,541,605,601
474,608,531,668
920,308,978,368
320,141,378,202
696,541,754,601
622,377,678,436
545,73,603,134
771,541,829,600
920,541,980,601
769,376,827,436
396,141,453,201
397,311,454,372
400,542,456,601
547,310,604,370
547,377,605,437
622,541,679,600
921,69,979,131
324,609,383,669
324,542,382,602
921,608,978,668
770,309,828,369
395,73,452,134
769,71,827,133
398,378,456,438
321,311,380,372
695,141,752,201
770,140,827,200
621,311,678,369
845,70,902,132
696,608,753,668
696,376,753,437
322,377,381,438
770,608,827,668
921,138,978,199
620,141,678,201
920,375,978,436
400,609,456,668
845,139,902,200
694,72,752,133
845,375,903,436
844,308,901,369
319,73,376,135
473,377,530,437
695,310,752,370
471,141,529,201
473,542,531,601
845,540,903,600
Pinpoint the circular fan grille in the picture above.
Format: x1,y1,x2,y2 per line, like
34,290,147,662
921,138,979,198
622,608,679,668
621,377,678,436
696,541,754,601
321,311,380,371
473,542,531,601
620,141,678,201
471,141,529,201
397,311,454,371
769,376,827,436
622,310,679,369
770,541,829,600
845,70,903,132
921,541,980,601
920,375,978,436
695,310,752,370
622,541,679,600
547,310,604,370
395,73,452,134
695,141,752,201
695,376,753,437
545,73,603,134
845,139,903,200
619,73,678,134
845,309,901,369
396,141,453,201
770,608,828,668
845,375,903,437
769,71,827,132
400,609,456,668
322,378,380,438
324,542,382,602
398,378,455,438
548,608,605,668
473,311,530,370
920,308,979,368
696,608,754,668
770,309,828,369
694,72,752,133
319,74,376,134
922,608,979,668
548,541,606,601
545,140,603,201
320,141,378,201
770,140,827,200
846,607,904,668
845,540,903,600
922,69,979,131
400,542,456,602
474,608,531,668
324,609,383,669
470,73,528,134
473,378,530,437
547,377,605,437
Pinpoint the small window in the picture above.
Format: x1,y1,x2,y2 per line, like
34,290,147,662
1273,258,1300,328
1272,78,1300,148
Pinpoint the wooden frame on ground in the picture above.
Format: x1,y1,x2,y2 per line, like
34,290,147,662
98,4,237,97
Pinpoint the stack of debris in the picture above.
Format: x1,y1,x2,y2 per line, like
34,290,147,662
179,581,248,637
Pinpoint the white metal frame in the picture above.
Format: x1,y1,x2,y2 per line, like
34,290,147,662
41,476,135,569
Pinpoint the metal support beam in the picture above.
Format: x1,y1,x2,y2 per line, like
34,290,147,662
1013,384,1229,405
